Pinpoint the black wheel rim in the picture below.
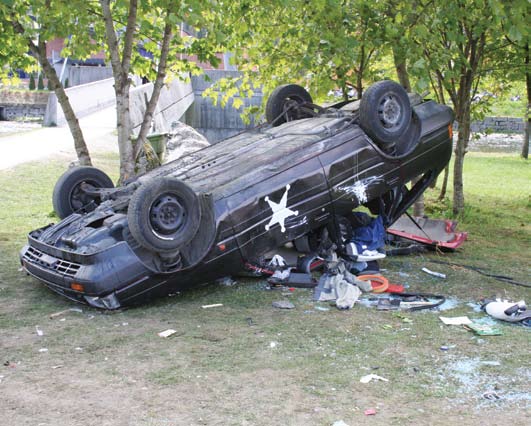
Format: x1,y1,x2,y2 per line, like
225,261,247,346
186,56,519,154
377,94,404,130
149,193,187,239
68,180,100,212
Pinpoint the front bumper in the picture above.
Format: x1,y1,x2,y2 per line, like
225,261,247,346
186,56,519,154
20,238,152,309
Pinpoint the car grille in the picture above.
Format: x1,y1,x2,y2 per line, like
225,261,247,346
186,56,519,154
24,246,81,278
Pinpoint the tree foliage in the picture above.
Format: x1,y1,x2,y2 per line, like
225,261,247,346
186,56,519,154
94,0,225,181
1,0,528,212
0,0,98,166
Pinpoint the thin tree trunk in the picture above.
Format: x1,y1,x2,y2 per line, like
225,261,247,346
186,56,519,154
115,83,135,180
100,0,138,182
11,18,92,166
522,42,529,159
355,72,363,99
392,46,411,92
438,165,450,200
453,103,470,216
133,14,173,162
392,46,422,215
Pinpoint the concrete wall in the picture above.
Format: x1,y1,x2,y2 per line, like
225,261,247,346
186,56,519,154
129,78,194,136
470,116,525,134
43,76,193,131
184,70,263,143
1,105,47,120
44,78,116,126
68,66,113,87
0,90,49,121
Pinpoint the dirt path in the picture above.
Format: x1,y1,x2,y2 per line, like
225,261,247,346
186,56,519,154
0,107,119,170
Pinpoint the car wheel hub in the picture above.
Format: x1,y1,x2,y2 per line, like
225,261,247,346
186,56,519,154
378,95,402,129
150,194,186,236
283,97,303,121
69,181,97,212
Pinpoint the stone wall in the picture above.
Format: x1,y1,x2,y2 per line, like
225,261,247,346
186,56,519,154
470,116,525,134
0,90,50,121
0,104,47,120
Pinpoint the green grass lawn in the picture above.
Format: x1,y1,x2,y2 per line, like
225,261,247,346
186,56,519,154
0,152,529,426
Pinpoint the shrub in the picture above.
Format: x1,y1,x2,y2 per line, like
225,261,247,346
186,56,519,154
29,74,36,90
37,74,44,90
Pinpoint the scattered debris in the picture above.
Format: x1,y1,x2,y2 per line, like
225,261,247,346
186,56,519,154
313,260,370,309
272,300,295,309
439,316,472,325
270,272,317,288
358,292,446,311
358,274,389,293
35,326,44,336
314,306,330,312
465,323,503,336
201,303,223,309
215,277,237,287
387,215,467,251
158,329,178,338
376,298,400,311
483,299,530,324
38,348,48,353
483,391,501,400
360,374,389,383
269,341,277,348
51,365,63,369
332,421,350,426
364,408,377,416
49,308,83,319
428,259,529,288
421,267,446,279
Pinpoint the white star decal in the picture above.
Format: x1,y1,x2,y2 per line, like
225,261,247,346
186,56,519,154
264,184,299,233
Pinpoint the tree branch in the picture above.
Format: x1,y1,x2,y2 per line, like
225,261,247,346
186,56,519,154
99,0,122,78
121,0,138,74
133,9,173,159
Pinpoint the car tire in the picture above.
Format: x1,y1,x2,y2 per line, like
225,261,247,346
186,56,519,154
53,166,114,219
127,177,201,253
265,84,313,126
359,80,411,146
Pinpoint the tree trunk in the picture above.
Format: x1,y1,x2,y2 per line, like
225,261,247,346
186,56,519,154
392,46,422,215
133,15,173,168
452,103,471,216
36,42,92,166
522,42,529,159
438,165,450,200
11,18,92,166
115,78,135,181
392,46,411,92
100,0,138,182
355,72,363,99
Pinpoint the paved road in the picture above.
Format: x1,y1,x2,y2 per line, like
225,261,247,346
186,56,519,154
0,106,119,170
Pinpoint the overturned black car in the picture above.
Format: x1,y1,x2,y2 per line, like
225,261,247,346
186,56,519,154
20,81,453,309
